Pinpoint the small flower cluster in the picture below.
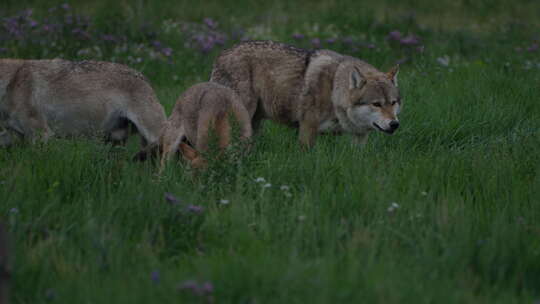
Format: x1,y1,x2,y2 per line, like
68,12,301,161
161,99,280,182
164,192,204,214
178,280,214,302
280,185,292,198
387,202,400,213
291,32,375,53
162,18,229,54
253,177,293,197
254,177,272,189
0,4,173,64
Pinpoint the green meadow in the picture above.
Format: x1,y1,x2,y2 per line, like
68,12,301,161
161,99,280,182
1,0,539,303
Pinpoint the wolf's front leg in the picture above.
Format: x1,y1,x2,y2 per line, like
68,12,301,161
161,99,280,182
299,113,319,149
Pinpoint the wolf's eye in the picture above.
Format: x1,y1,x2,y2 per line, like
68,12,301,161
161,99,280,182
391,100,398,105
372,102,382,107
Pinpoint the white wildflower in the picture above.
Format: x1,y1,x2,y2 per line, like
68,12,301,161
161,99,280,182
254,177,266,183
262,183,272,188
436,55,450,67
387,202,400,213
280,185,290,191
220,199,230,205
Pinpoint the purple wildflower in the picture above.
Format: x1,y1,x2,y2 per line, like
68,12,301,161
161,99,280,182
395,57,409,65
164,192,181,205
326,38,336,44
162,47,173,57
311,38,321,48
201,282,214,293
526,43,538,52
151,270,160,283
416,45,425,53
366,43,376,49
214,34,227,46
152,40,162,48
292,33,304,40
186,205,204,214
178,280,199,293
61,3,71,10
388,30,402,41
231,29,245,40
203,17,217,29
399,35,420,46
101,34,116,42
178,280,214,296
65,15,73,24
342,36,354,45
29,20,39,28
22,9,33,18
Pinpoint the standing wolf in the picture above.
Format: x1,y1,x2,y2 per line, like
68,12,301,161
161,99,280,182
210,40,401,147
135,82,253,170
0,59,166,148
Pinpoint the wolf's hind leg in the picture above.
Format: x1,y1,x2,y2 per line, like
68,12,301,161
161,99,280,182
215,114,231,151
104,117,130,146
0,130,16,148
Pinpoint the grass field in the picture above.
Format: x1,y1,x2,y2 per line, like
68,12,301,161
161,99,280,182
1,0,540,303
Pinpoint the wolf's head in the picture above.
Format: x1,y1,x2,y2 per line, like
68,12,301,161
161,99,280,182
334,64,401,135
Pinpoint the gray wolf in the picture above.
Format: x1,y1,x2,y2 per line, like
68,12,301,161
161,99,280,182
210,40,401,147
0,59,166,148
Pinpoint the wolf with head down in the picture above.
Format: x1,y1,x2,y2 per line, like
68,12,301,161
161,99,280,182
0,59,166,148
210,40,402,147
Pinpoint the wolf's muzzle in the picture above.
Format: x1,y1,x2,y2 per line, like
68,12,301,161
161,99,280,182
389,120,400,132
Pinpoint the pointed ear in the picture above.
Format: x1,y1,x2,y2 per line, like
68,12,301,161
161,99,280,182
387,65,399,86
350,67,366,89
179,142,199,162
179,142,207,169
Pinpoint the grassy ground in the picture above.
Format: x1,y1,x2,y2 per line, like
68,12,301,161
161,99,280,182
1,0,539,303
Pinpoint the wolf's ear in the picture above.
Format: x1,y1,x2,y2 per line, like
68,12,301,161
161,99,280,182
350,67,366,89
387,65,399,86
179,142,207,169
179,142,199,162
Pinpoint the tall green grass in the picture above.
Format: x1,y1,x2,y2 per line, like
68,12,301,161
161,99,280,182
1,0,539,303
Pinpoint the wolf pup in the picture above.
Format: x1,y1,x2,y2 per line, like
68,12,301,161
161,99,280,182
0,59,166,148
137,82,252,170
210,40,401,147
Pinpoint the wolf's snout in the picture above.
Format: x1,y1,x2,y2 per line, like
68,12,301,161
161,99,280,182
389,120,400,131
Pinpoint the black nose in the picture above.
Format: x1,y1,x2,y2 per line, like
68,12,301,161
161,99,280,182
389,120,400,130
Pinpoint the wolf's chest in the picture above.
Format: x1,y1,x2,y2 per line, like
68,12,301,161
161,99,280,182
318,118,341,134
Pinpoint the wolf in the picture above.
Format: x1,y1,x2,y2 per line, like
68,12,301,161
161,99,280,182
135,82,253,170
0,59,166,148
210,40,401,147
